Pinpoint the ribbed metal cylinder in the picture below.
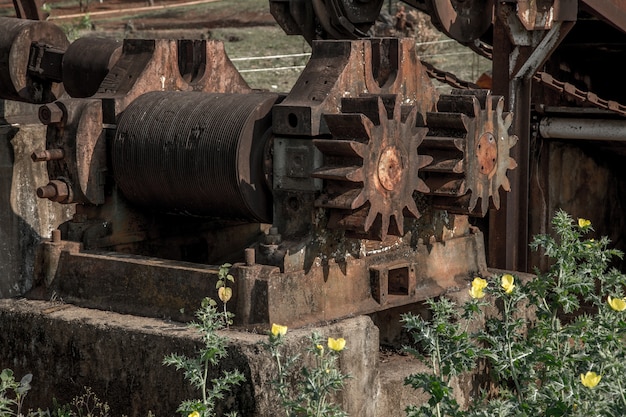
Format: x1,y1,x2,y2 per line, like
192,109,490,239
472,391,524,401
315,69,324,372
113,91,278,222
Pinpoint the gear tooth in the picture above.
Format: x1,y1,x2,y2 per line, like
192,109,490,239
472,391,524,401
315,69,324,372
364,209,378,233
346,168,364,182
315,188,363,210
501,176,511,192
494,95,504,113
503,112,513,130
481,194,490,214
314,139,367,158
427,112,470,131
416,179,430,194
491,188,501,209
311,166,363,182
380,215,390,241
468,191,479,213
405,198,421,219
392,97,403,122
352,191,367,210
377,96,389,122
403,105,418,127
452,159,464,173
394,211,405,235
419,155,434,169
324,113,374,142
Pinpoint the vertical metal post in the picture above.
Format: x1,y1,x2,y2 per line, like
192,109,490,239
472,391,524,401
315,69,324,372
489,3,575,272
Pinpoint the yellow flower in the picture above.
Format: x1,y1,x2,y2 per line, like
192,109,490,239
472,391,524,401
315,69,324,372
316,344,324,354
501,274,515,294
328,337,346,352
271,323,288,337
469,277,488,299
578,218,591,228
218,286,232,303
188,412,200,417
580,371,601,388
608,296,626,312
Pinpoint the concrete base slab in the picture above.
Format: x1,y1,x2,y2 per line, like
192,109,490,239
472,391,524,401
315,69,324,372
0,299,382,417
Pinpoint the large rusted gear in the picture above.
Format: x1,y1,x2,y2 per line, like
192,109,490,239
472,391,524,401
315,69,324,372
420,89,518,216
312,95,432,240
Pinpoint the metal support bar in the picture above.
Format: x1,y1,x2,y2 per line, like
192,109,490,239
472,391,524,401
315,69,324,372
489,3,574,272
13,0,45,20
539,118,626,141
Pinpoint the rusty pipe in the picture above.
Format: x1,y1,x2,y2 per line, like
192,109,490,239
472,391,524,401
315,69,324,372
539,117,626,141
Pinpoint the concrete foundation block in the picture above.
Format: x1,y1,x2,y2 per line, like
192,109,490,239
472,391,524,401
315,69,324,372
0,299,381,416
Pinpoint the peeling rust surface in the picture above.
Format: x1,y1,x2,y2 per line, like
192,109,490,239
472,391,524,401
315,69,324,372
273,38,437,137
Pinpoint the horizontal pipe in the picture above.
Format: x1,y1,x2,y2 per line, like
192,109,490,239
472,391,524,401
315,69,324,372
539,117,626,141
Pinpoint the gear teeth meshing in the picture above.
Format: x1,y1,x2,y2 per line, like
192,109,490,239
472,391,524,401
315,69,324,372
419,89,518,216
313,95,431,240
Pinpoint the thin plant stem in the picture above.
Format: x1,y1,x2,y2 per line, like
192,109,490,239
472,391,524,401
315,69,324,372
503,296,524,404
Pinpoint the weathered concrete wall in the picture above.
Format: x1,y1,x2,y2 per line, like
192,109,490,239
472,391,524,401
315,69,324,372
0,112,75,297
0,299,389,417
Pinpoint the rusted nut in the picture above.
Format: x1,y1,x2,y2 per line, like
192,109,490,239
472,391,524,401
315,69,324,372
31,149,65,162
39,103,65,125
265,226,282,245
36,180,70,203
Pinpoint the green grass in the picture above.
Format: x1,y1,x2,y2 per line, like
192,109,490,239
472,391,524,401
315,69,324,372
212,26,312,92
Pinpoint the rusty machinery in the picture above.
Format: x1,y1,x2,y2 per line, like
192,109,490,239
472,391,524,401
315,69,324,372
2,0,626,326
270,0,626,273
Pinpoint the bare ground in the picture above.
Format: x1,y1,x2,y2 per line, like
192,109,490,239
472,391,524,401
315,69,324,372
2,0,276,30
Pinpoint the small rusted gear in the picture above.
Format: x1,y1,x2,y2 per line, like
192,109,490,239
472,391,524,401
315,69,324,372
312,95,432,240
420,89,518,216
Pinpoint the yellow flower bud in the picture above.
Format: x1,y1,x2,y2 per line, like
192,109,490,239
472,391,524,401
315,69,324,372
501,274,515,294
578,218,591,228
328,337,346,352
218,286,232,303
580,371,601,388
608,296,626,312
188,411,200,417
469,277,488,299
271,323,288,337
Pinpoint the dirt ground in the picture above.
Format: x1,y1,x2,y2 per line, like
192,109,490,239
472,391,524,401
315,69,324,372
1,0,275,30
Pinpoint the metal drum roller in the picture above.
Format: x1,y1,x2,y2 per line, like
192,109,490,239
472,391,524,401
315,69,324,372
63,37,122,98
113,91,279,223
0,17,68,103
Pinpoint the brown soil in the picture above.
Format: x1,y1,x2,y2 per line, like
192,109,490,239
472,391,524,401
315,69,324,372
2,0,275,30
